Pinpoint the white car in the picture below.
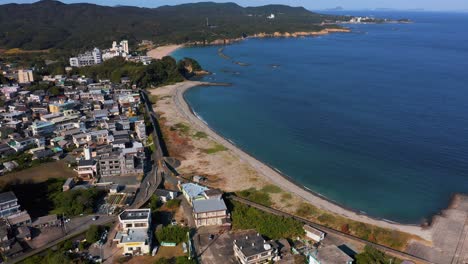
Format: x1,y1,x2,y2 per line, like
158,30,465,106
151,246,159,256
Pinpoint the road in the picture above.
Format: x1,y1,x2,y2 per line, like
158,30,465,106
131,89,166,208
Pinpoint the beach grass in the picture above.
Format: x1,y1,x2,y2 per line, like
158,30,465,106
202,143,228,154
193,131,208,139
293,203,412,250
261,184,282,193
281,192,292,200
295,202,320,218
171,123,190,134
237,188,272,207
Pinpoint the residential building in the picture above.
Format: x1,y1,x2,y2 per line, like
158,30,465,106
180,183,209,205
192,197,229,227
113,209,152,255
31,214,60,228
307,245,353,264
134,120,147,141
48,100,76,113
8,138,35,152
17,69,34,84
304,225,325,243
0,192,31,227
99,150,144,177
76,159,98,179
69,48,102,67
233,230,278,264
0,192,20,218
154,189,178,203
31,121,55,136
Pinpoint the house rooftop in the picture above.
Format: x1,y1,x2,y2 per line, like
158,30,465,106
180,183,209,199
233,230,273,258
117,228,148,243
0,191,17,204
78,159,96,167
314,245,353,264
119,209,150,221
303,225,325,237
192,198,227,214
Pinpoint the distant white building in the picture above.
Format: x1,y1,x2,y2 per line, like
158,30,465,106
69,48,102,67
17,69,34,84
267,13,275,19
102,40,129,61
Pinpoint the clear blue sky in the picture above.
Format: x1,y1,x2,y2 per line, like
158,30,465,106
1,0,468,11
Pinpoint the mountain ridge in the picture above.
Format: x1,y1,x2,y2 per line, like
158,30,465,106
0,1,346,51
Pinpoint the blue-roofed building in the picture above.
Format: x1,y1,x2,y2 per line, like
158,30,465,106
180,183,209,205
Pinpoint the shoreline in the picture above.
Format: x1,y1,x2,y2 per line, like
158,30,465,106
161,80,433,241
147,44,184,60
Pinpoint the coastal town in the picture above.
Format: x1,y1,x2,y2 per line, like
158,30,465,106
0,1,466,264
0,40,366,263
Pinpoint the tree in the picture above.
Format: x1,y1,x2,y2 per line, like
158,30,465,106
48,86,62,96
49,188,103,216
86,225,102,244
0,73,8,84
156,225,189,244
231,201,304,240
355,246,401,264
149,194,160,212
165,199,181,209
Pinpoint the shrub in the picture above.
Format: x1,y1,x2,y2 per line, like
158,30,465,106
166,199,181,209
295,203,319,218
202,143,227,154
231,201,304,239
193,131,208,139
261,185,282,193
86,225,102,244
237,188,272,207
156,225,190,244
355,245,402,264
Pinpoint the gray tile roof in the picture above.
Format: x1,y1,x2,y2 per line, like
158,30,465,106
192,198,227,213
0,191,17,204
315,245,353,263
233,230,273,258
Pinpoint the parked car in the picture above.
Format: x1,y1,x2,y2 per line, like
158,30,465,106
151,246,159,256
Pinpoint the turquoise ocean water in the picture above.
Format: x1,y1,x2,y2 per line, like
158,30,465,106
172,11,468,223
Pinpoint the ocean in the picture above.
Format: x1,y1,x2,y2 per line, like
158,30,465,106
172,11,468,223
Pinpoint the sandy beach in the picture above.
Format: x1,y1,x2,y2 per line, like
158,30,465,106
147,44,183,60
150,80,434,241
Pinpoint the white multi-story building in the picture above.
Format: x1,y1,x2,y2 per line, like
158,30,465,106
69,48,102,67
113,209,152,255
102,40,129,61
17,69,34,84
